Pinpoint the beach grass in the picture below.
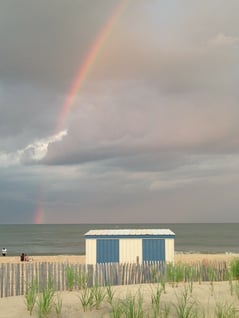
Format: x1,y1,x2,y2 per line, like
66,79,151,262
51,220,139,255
25,278,38,315
174,286,198,318
53,292,63,318
36,279,55,318
21,279,239,317
16,256,239,317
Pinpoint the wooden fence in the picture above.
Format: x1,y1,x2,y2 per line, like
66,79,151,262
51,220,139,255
0,261,229,298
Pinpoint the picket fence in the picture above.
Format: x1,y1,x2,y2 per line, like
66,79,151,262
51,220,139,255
0,261,228,298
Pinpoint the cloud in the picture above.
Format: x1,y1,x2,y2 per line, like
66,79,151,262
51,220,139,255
0,0,122,89
209,33,239,47
1,0,239,223
0,130,67,167
0,82,64,152
41,78,239,167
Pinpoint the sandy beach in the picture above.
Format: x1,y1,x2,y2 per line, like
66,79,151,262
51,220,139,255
175,252,239,264
1,279,239,317
0,252,238,264
0,254,86,264
1,253,239,317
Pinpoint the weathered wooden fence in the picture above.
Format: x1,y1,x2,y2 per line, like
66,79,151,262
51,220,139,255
0,261,229,298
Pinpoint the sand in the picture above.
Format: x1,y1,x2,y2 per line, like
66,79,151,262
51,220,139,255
0,255,85,264
0,252,238,264
0,253,239,317
175,252,239,264
1,280,239,317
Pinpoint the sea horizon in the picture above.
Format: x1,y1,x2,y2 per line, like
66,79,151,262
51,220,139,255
0,223,238,256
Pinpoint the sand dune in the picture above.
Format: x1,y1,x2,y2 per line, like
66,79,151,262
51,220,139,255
1,253,239,317
1,281,239,317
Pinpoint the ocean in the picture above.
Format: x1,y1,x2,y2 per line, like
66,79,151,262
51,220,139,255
0,223,238,256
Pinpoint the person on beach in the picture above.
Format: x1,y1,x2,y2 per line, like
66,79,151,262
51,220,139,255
20,253,30,261
2,247,7,256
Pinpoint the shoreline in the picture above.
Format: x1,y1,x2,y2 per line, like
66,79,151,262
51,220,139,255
0,253,239,264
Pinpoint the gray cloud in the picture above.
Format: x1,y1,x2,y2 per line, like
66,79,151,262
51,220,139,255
43,80,239,166
0,0,239,223
0,0,120,87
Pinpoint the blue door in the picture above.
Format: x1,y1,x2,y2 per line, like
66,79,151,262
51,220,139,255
97,239,119,263
143,239,165,262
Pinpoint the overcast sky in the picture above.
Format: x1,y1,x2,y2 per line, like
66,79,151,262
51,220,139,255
1,0,239,224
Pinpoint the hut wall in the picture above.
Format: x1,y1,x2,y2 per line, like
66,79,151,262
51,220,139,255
86,239,96,264
165,238,174,263
119,239,142,264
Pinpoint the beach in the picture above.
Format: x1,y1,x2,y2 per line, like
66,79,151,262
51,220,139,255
0,254,86,264
1,281,239,318
0,252,238,264
0,253,239,317
175,252,239,264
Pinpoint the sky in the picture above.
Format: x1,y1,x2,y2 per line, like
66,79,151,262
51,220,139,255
0,0,239,224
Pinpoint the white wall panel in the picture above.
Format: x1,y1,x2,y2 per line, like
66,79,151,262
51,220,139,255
165,239,174,263
119,239,142,263
86,239,96,264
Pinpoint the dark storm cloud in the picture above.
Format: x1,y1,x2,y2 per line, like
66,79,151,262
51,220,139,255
0,166,41,223
40,0,239,167
0,0,127,152
43,79,239,167
1,0,239,223
0,0,120,88
0,83,61,151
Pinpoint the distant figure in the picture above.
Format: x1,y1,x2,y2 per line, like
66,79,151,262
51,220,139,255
20,253,31,262
2,247,7,256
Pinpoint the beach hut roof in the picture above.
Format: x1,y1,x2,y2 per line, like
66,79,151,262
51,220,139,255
85,229,175,236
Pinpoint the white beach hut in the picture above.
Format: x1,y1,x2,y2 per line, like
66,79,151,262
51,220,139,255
84,229,175,264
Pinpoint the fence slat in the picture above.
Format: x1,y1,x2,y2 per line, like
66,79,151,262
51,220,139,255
0,260,233,297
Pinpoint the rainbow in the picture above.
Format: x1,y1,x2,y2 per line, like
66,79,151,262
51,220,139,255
34,206,44,224
56,0,129,132
34,0,128,224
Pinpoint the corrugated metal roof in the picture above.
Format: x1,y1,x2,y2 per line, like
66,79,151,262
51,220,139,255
85,229,175,236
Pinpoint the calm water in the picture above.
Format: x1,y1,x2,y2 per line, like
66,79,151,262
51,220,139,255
0,223,238,256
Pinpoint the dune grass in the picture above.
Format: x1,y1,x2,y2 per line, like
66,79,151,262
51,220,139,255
25,278,38,315
23,258,239,317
